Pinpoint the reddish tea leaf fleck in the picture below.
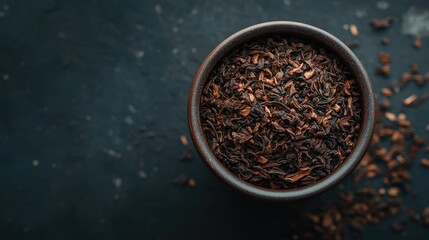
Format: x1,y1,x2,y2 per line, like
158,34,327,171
284,167,313,183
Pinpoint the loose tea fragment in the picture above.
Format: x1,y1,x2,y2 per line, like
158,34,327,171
385,112,396,122
381,36,390,45
391,221,407,233
187,178,196,188
424,208,429,227
381,88,394,97
376,65,391,76
388,187,400,197
350,24,359,36
295,38,429,238
181,149,193,161
403,93,429,107
173,174,188,186
180,135,189,146
201,37,362,189
420,158,429,168
370,16,394,29
414,38,422,49
379,52,391,65
403,94,417,106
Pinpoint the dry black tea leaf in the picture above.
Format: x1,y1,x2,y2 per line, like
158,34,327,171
421,158,429,168
376,65,391,76
284,167,313,183
403,94,418,106
173,174,188,186
413,38,422,49
350,24,359,36
180,135,189,146
381,88,394,97
379,52,391,65
200,37,362,189
370,16,394,29
403,93,429,107
381,36,390,45
187,178,196,188
424,208,429,227
391,221,407,233
181,149,193,161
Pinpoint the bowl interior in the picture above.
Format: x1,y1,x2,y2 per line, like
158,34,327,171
188,21,375,201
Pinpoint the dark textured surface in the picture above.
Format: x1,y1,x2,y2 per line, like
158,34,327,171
0,0,428,239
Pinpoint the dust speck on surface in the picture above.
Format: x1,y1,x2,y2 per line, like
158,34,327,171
32,159,39,167
85,115,92,121
190,48,197,53
138,170,147,178
283,0,291,7
134,50,144,59
128,105,137,114
177,18,184,24
377,1,389,10
103,148,122,158
154,5,162,14
58,32,66,39
113,177,122,188
191,8,198,15
172,26,179,32
3,74,9,80
402,7,429,37
0,11,5,17
355,9,367,18
152,166,158,172
172,48,179,55
124,116,134,125
135,24,143,31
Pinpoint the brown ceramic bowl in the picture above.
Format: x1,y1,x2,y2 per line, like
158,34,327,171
188,21,375,201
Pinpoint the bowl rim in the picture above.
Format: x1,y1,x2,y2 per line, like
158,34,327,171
188,21,375,201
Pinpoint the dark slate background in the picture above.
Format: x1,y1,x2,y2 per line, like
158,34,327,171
0,0,428,239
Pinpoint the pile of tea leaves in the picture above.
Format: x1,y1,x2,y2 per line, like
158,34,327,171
200,37,362,189
291,18,429,239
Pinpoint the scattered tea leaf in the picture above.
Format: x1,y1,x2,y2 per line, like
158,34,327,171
391,221,407,233
421,158,429,168
381,88,394,97
180,135,189,146
388,187,400,197
187,178,196,188
385,112,396,122
350,24,359,36
370,16,394,29
376,65,390,76
381,36,390,45
379,52,391,65
413,38,422,49
403,95,417,106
